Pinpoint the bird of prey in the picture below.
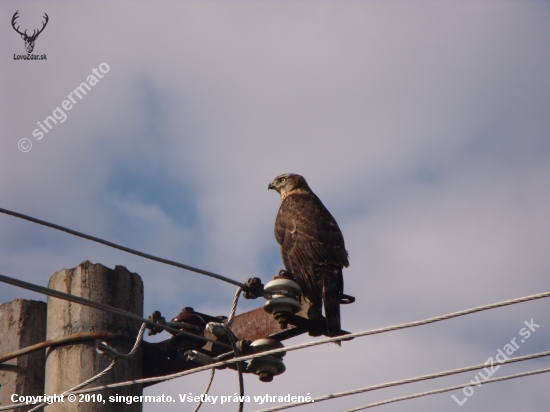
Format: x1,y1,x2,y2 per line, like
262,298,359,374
268,173,349,337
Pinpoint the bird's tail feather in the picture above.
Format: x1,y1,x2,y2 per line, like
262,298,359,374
322,267,342,339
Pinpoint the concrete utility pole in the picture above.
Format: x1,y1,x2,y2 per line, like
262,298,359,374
45,261,143,412
0,299,47,412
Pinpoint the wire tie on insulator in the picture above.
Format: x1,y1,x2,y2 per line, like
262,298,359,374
147,311,167,336
206,322,229,336
185,350,213,365
95,341,118,360
243,277,264,299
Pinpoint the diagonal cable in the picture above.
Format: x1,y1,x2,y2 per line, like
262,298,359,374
1,271,549,401
27,359,118,412
26,321,148,412
193,370,216,412
203,287,245,412
3,349,549,412
254,349,550,411
60,290,550,394
342,366,550,411
0,273,231,349
0,207,246,288
96,323,147,359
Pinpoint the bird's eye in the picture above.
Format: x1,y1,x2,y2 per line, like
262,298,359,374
280,177,286,183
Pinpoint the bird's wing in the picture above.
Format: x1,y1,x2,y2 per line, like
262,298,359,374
275,192,349,268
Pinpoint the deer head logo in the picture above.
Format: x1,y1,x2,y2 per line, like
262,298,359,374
11,11,49,54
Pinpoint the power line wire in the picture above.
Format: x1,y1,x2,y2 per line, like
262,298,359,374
59,289,550,395
229,289,246,412
96,322,147,359
2,212,548,409
0,207,246,288
25,323,147,412
342,366,550,411
3,347,549,412
5,209,548,408
195,287,244,412
1,325,147,412
0,272,232,350
26,360,117,412
0,332,137,363
2,267,549,401
193,370,215,412
254,349,550,411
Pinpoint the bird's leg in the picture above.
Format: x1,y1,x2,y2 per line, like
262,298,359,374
306,298,325,337
306,302,323,321
276,269,295,280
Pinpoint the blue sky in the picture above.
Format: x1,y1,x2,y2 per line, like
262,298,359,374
1,1,550,411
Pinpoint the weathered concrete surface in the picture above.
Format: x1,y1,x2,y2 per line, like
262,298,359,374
45,261,143,412
0,299,47,412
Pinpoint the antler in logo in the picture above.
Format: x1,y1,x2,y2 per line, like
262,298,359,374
12,11,49,54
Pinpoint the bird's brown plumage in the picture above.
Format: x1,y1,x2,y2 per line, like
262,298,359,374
268,173,349,337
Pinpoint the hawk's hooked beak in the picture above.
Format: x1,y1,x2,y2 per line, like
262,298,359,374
268,183,276,190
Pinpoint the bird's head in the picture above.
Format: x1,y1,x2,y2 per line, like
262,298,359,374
268,173,311,199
